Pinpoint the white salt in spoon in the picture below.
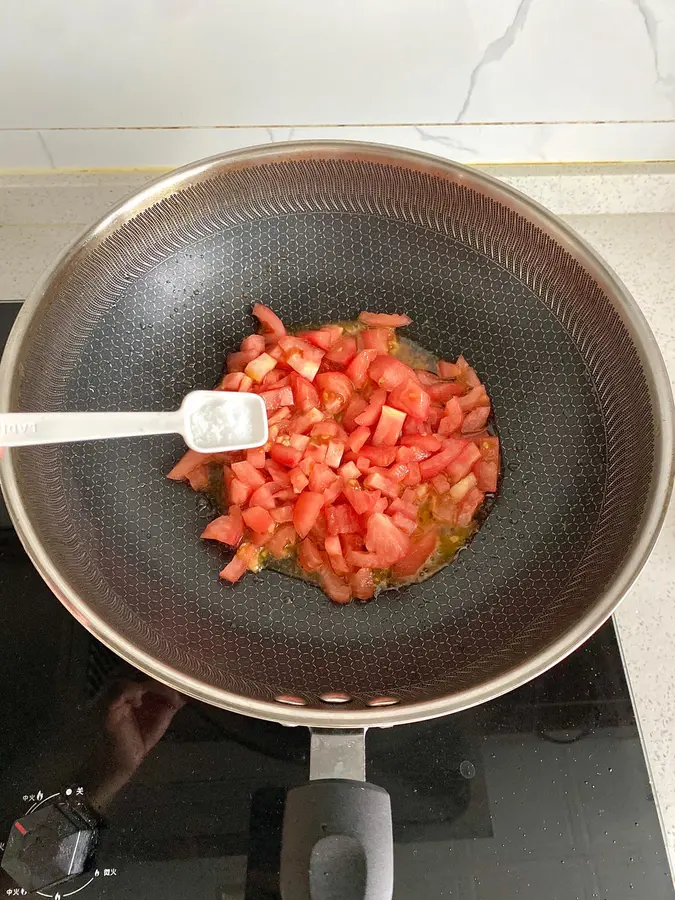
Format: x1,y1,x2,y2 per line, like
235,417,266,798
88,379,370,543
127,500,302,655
0,391,268,453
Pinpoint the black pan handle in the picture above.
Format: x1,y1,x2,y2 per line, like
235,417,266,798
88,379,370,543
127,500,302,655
280,730,393,900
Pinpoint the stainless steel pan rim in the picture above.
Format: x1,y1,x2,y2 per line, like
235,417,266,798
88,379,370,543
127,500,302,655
1,140,673,729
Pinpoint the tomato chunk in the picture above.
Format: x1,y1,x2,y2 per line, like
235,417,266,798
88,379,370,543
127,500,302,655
293,491,324,539
392,528,438,578
372,405,406,447
325,335,358,367
345,349,378,389
260,386,294,411
279,336,325,381
201,508,244,546
303,326,343,350
369,356,416,391
252,303,286,339
316,372,354,415
365,513,410,566
358,311,412,328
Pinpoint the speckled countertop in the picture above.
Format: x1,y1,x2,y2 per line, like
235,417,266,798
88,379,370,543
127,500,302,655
1,162,675,875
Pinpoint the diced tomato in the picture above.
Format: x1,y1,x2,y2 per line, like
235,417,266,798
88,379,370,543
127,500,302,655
227,349,258,372
390,512,417,535
252,303,286,339
290,373,320,411
325,335,357,367
372,405,406,447
229,477,252,506
265,458,291,484
168,449,212,481
401,434,443,454
362,327,394,354
345,349,378,389
388,497,418,520
240,333,266,354
243,506,275,533
279,336,325,381
351,568,376,600
456,487,485,527
326,504,361,535
438,360,461,379
402,460,421,486
219,555,248,583
358,444,397,467
271,505,294,524
304,442,328,464
293,491,324,538
365,513,409,566
448,472,477,502
346,549,381,570
172,308,500,603
355,389,387,427
269,442,303,468
338,460,361,481
293,407,325,434
309,463,337,493
358,311,412,328
356,456,371,473
320,568,352,603
267,407,291,426
324,535,350,576
246,446,266,469
219,372,246,391
323,478,344,506
302,325,343,350
232,460,267,489
446,443,482,484
461,406,491,434
369,356,416,391
432,474,451,494
392,528,438,578
364,471,401,499
186,466,209,491
201,507,244,546
478,435,500,463
343,486,381,516
290,433,311,452
260,386,294,411
342,395,368,431
266,523,297,558
387,378,431,420
311,420,342,440
458,385,490,412
427,381,465,403
419,441,466,480
348,425,371,453
250,482,281,509
475,460,499,492
245,352,277,383
325,440,345,468
316,372,354,415
289,467,309,493
461,363,481,389
438,397,464,436
298,537,324,572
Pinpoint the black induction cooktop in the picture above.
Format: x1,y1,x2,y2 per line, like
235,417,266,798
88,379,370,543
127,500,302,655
0,300,671,900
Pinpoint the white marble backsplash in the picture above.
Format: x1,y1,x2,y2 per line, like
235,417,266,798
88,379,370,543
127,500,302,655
1,0,675,168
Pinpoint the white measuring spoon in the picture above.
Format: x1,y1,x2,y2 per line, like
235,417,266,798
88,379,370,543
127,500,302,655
0,390,268,453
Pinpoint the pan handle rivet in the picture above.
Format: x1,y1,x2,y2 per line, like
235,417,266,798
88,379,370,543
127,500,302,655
366,696,400,707
319,692,351,704
275,694,307,706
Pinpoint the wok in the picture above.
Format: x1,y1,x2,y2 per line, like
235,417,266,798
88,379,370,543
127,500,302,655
0,143,672,900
